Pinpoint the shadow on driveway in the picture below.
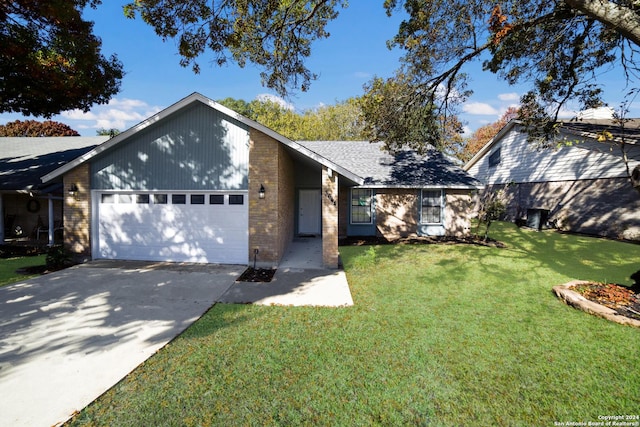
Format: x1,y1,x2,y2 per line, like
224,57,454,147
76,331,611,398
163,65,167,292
0,260,243,427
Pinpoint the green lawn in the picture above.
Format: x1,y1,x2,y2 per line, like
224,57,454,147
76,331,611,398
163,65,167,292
0,254,46,287
68,222,640,426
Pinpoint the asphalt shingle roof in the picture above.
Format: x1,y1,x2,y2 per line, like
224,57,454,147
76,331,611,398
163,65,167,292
297,140,482,188
0,136,108,192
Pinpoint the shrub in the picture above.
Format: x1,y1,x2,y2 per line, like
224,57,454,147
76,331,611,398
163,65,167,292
46,245,73,270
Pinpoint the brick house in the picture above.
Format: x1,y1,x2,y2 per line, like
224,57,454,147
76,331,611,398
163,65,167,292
42,93,481,268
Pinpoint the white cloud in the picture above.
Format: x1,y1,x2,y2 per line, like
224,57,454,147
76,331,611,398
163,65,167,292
498,92,520,102
462,102,500,116
255,93,295,111
57,98,163,133
353,71,372,79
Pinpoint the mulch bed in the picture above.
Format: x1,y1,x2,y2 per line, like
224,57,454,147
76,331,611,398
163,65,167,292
237,267,277,282
0,244,48,258
339,235,506,248
572,282,640,321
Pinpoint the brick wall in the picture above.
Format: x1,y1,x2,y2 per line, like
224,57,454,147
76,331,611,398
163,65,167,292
63,164,92,255
444,190,473,237
322,167,339,268
276,142,295,263
481,178,640,240
248,129,295,267
375,189,419,239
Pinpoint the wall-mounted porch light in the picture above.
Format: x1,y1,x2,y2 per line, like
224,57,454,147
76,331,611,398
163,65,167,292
68,183,79,197
259,184,265,199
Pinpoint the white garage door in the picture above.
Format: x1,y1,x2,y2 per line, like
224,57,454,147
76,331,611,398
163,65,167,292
94,192,248,264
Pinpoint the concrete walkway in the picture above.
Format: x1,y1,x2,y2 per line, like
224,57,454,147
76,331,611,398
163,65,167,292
220,238,354,307
0,261,243,427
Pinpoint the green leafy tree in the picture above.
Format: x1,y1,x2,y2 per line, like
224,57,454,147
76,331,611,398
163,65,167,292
359,71,465,154
1,1,124,116
218,97,366,141
96,128,121,137
476,188,507,241
0,120,80,136
216,98,253,118
295,99,366,140
124,0,347,96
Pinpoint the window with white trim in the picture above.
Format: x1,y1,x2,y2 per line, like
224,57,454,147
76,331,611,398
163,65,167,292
489,147,501,167
421,190,443,224
351,188,373,224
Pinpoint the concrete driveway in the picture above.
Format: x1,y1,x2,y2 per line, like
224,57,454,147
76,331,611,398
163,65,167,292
0,260,243,427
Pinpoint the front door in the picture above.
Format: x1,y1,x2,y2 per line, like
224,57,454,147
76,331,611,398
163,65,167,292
298,189,321,235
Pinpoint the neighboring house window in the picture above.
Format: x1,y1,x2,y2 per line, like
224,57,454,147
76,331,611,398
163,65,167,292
351,188,373,224
421,190,443,224
489,147,501,167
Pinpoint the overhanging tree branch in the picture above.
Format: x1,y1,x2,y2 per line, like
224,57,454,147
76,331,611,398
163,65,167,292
565,0,640,46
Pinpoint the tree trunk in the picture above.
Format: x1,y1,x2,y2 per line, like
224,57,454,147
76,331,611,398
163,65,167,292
565,0,640,47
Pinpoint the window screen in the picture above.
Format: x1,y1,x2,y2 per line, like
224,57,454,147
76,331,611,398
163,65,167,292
489,147,501,167
351,189,373,224
421,190,442,224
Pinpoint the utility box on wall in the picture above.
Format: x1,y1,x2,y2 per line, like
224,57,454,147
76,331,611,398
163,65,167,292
526,208,550,231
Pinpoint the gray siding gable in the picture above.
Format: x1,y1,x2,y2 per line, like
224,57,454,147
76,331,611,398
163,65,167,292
91,102,250,191
467,125,640,185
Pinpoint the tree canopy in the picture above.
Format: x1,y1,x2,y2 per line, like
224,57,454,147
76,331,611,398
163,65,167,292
1,1,124,117
124,0,347,96
0,120,80,136
461,106,519,162
217,97,366,141
374,0,640,147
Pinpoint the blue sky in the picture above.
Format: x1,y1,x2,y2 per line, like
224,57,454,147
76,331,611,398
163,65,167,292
1,1,637,136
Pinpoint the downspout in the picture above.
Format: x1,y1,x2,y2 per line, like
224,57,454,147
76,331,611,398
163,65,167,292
47,194,54,246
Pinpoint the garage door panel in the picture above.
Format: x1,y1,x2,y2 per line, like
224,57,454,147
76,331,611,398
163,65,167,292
97,192,248,264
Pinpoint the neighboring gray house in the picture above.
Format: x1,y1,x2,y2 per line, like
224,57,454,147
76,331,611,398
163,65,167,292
38,93,481,268
464,118,640,240
0,136,107,244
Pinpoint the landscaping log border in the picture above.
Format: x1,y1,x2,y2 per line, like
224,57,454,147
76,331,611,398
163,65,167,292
553,280,640,328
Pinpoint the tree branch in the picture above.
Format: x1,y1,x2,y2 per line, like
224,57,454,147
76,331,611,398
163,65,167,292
564,0,640,46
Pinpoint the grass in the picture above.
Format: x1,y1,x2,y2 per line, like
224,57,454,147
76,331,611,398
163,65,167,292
67,222,640,426
0,254,46,287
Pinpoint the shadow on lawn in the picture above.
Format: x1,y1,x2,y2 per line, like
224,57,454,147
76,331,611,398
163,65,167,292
342,222,640,288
